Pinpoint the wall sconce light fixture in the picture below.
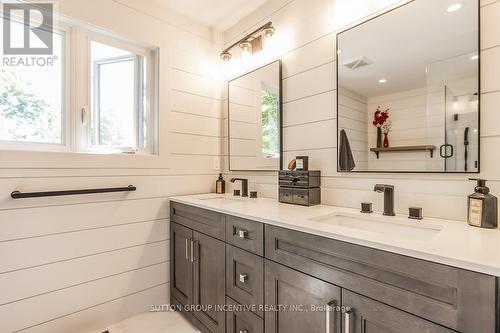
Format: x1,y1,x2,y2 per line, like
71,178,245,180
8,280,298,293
220,21,275,61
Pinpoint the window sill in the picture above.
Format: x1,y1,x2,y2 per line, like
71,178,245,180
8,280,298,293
0,148,164,169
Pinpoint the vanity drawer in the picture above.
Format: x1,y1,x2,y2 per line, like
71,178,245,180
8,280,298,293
265,225,497,333
279,187,321,206
226,297,264,333
278,170,321,188
278,187,293,204
226,215,264,256
171,202,225,241
226,245,264,318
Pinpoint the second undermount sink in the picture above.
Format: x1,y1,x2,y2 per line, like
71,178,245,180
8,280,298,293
309,212,443,241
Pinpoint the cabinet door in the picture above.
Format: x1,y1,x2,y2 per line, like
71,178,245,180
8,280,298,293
192,231,226,333
265,260,341,333
170,222,193,306
342,290,455,333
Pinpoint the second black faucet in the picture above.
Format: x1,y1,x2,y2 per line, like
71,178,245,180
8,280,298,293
231,178,248,197
374,184,395,216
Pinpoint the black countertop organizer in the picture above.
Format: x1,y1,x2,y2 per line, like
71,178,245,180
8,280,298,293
278,170,321,206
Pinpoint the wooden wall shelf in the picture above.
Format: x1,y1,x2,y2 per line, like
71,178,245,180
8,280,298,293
370,145,436,159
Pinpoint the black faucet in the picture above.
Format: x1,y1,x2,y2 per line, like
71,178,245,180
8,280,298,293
374,184,395,216
231,178,248,197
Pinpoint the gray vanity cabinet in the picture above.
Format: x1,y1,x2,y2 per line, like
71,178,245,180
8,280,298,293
170,203,226,333
170,222,226,333
265,224,497,333
171,202,498,333
264,260,341,333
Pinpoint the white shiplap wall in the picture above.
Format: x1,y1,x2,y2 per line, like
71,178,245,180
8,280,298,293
221,0,500,222
0,0,222,332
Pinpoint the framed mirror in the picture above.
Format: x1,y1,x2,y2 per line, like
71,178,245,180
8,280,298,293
228,60,282,171
337,0,479,173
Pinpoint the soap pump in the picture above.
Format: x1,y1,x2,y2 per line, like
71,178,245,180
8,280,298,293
216,173,225,194
467,178,498,228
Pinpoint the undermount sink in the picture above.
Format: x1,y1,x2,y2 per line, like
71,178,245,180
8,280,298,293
198,195,249,202
309,212,443,241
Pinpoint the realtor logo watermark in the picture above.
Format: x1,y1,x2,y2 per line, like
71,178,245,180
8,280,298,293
2,2,56,66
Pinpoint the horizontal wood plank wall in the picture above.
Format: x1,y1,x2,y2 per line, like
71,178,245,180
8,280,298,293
0,0,222,332
221,0,500,222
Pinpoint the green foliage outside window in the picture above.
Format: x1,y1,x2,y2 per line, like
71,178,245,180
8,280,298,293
261,90,279,157
0,70,60,143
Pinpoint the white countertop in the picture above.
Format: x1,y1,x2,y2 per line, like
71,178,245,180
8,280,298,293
170,193,500,277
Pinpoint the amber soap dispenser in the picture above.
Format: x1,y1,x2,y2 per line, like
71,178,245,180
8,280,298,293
216,174,225,194
467,178,498,228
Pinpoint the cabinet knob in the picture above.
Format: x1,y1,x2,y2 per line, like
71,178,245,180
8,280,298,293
239,273,248,283
237,229,248,239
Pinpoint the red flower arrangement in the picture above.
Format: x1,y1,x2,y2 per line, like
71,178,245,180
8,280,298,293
373,106,390,127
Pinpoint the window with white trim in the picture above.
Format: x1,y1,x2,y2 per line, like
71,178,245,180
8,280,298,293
0,14,158,154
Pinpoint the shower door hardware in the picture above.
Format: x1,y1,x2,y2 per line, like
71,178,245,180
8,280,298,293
439,144,454,159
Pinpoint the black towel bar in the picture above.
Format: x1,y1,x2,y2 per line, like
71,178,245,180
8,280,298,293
11,185,136,199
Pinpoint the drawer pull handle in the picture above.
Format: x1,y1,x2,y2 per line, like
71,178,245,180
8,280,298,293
326,301,336,333
239,273,248,283
185,238,190,261
239,330,249,333
344,309,353,333
237,229,248,239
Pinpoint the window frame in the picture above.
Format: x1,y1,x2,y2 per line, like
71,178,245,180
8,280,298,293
0,15,159,156
80,30,158,155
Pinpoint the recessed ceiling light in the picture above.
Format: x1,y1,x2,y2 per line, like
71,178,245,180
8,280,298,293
378,79,387,84
471,55,479,60
447,3,462,13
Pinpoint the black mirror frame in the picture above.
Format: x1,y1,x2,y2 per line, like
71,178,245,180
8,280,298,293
335,0,481,174
227,59,283,172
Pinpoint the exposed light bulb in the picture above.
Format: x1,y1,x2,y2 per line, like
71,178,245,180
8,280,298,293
263,26,275,38
239,41,252,54
447,3,462,13
220,52,232,62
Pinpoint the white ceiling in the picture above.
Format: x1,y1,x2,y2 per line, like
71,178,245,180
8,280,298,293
338,0,479,98
149,0,270,31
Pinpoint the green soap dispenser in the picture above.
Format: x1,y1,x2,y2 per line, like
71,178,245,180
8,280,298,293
467,178,498,228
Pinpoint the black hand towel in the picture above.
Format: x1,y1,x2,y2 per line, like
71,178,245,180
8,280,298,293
339,129,356,171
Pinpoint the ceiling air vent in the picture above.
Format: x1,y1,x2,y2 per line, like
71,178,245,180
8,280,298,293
342,56,371,70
